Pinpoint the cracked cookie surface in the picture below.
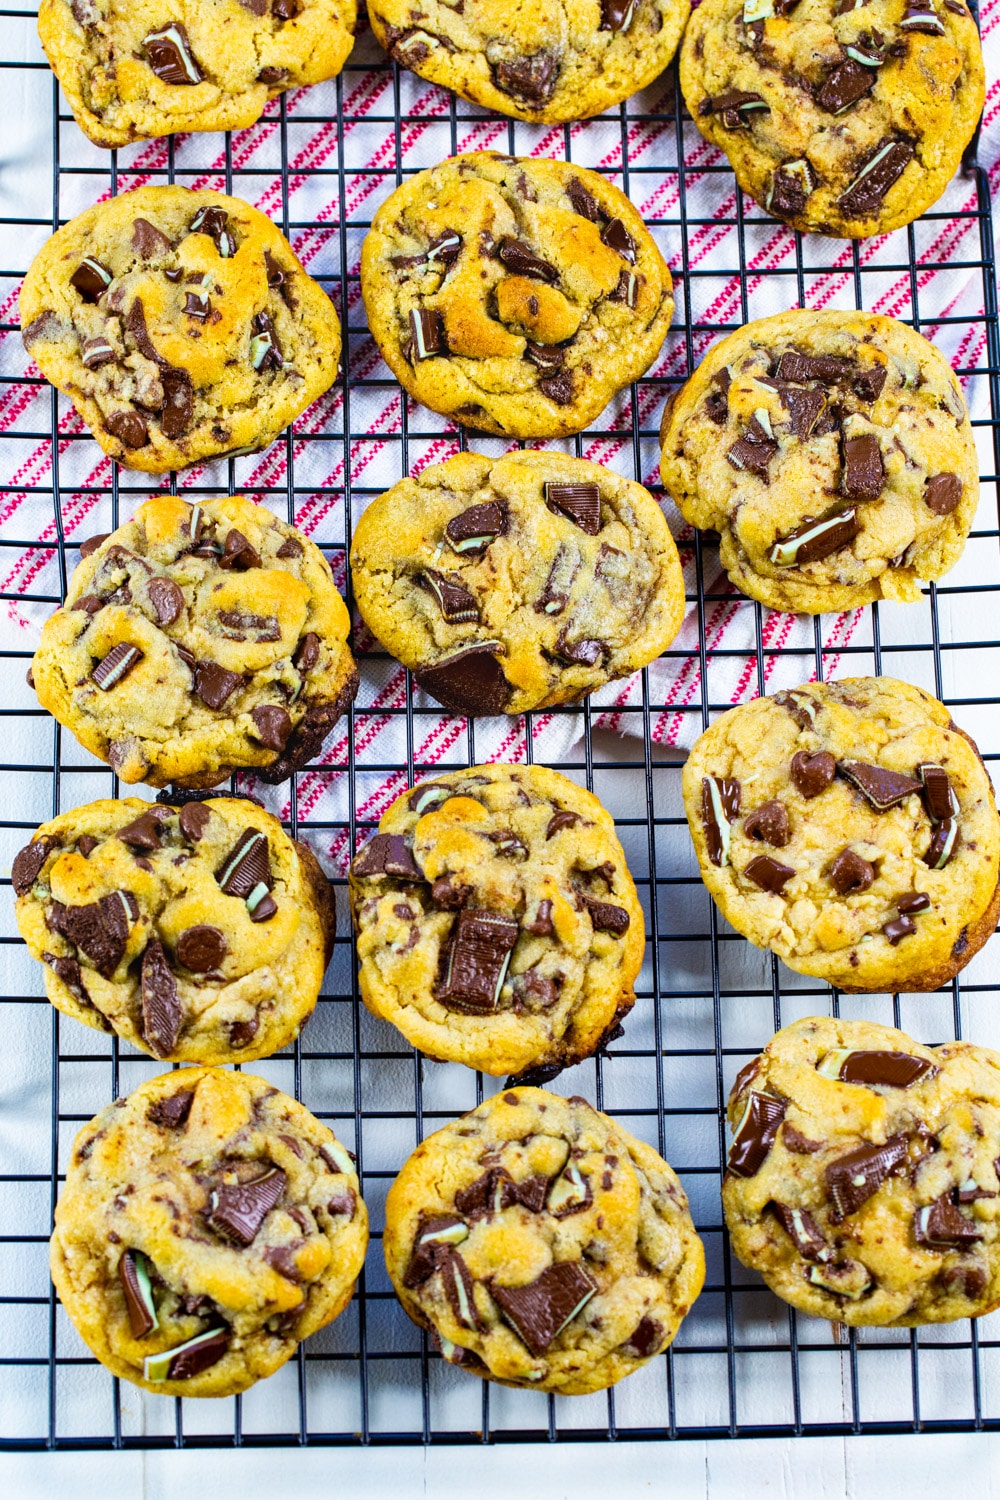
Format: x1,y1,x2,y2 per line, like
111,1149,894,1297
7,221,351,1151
20,186,341,473
52,1067,367,1396
659,310,978,614
368,0,688,123
14,795,335,1063
30,494,357,788
723,1016,1000,1325
360,153,674,439
349,765,645,1078
683,677,1000,993
384,1087,704,1393
349,451,685,717
680,0,985,238
38,0,356,149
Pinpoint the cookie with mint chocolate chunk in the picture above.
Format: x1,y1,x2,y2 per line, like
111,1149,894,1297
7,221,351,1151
384,1087,704,1393
349,763,644,1077
680,0,984,236
360,154,673,439
14,794,334,1063
723,1016,1000,1326
51,1067,367,1397
660,309,978,614
20,185,341,473
368,0,688,124
683,676,1000,994
350,451,685,716
29,494,357,787
38,0,356,149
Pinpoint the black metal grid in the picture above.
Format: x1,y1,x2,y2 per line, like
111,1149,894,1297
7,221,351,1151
0,0,999,1452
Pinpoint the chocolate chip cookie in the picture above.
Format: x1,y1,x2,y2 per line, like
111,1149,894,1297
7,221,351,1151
349,765,645,1079
384,1087,704,1393
659,310,978,614
14,795,335,1063
723,1016,1000,1325
20,186,341,472
679,0,985,237
683,677,1000,993
51,1067,367,1396
38,0,356,149
349,451,685,717
368,0,688,123
30,495,357,788
360,153,674,439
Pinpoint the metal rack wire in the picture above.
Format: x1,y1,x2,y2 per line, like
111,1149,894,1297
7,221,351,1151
0,0,999,1451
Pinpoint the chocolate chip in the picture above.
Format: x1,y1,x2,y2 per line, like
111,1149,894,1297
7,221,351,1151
147,577,183,627
582,896,630,934
352,832,423,880
105,410,148,449
546,810,580,839
294,632,320,673
445,500,506,556
140,941,181,1058
835,1050,936,1088
179,801,210,843
837,760,922,811
924,473,963,516
250,705,292,751
567,178,603,222
829,849,875,894
492,1263,596,1356
194,660,242,709
728,1092,786,1177
771,1203,830,1261
743,854,795,893
273,0,300,14
525,899,554,936
208,1167,286,1246
12,837,57,896
537,370,574,405
189,205,235,257
219,529,262,571
826,1135,908,1219
49,891,136,977
842,432,884,502
79,533,110,558
702,775,741,866
815,57,876,114
409,308,445,360
600,0,636,28
838,139,914,218
416,643,510,716
258,66,288,83
70,258,112,301
436,909,519,1012
116,810,166,851
544,482,601,535
144,23,204,84
275,535,302,559
776,352,851,386
622,1315,664,1360
882,913,916,944
726,415,777,479
553,630,605,667
497,238,558,283
600,219,637,263
897,890,931,915
77,835,98,857
131,218,171,259
420,569,480,624
790,750,836,798
229,1017,259,1048
147,1088,195,1128
177,925,227,972
491,51,558,104
743,800,790,846
72,593,102,614
216,829,272,898
160,368,193,440
770,508,860,566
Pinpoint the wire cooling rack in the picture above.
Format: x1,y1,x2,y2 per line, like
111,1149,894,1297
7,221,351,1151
1,0,999,1453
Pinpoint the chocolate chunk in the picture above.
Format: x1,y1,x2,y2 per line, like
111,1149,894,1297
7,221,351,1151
776,352,852,386
194,660,242,709
432,875,471,909
553,630,605,667
352,832,423,880
783,1124,823,1154
189,206,236,257
21,311,58,347
416,643,510,716
409,308,445,360
43,952,90,1005
120,1250,158,1338
600,0,636,29
73,595,102,616
105,409,148,449
82,337,115,370
159,1328,230,1381
790,750,836,799
839,140,914,218
779,385,827,439
178,801,210,843
250,310,282,371
854,365,887,402
229,1017,259,1048
497,238,558,283
216,829,272,898
770,508,860,566
897,890,931,915
455,1169,518,1220
581,896,630,934
420,569,480,624
273,0,300,15
132,218,171,259
728,1092,786,1177
441,1252,482,1330
79,535,110,564
12,837,57,896
219,529,262,571
768,159,816,219
816,57,876,114
829,849,875,894
70,258,112,301
525,899,554,936
147,1088,194,1129
144,23,204,85
216,609,280,643
403,1214,469,1287
774,688,820,730
50,890,136,977
834,1050,936,1088
743,854,795,893
250,705,292,751
702,776,741,866
546,810,580,839
882,913,916,945
491,51,558,104
732,1057,761,1099
771,1203,830,1261
177,925,227,972
160,368,193,440
147,577,183,627
275,535,302,558
900,0,946,30
547,1162,592,1217
837,760,922,811
924,818,959,869
699,89,769,129
567,178,603,222
294,632,321,673
116,810,166,851
600,219,637,263
445,500,506,556
915,1194,981,1247
492,1263,596,1356
436,909,519,1012
826,1136,908,1219
544,482,601,535
726,415,777,479
842,432,884,502
538,370,575,405
743,800,790,846
488,830,528,859
140,941,181,1058
77,835,98,857
208,1166,286,1246
622,1315,663,1360
258,66,289,83
924,473,963,516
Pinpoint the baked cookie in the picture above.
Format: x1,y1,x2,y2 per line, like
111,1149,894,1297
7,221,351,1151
722,1016,1000,1325
384,1087,704,1393
14,795,335,1063
679,0,985,238
350,451,685,717
30,495,357,788
52,1067,367,1396
20,186,341,473
659,310,978,614
360,153,674,439
369,0,688,124
38,0,356,150
683,677,1000,993
349,765,645,1078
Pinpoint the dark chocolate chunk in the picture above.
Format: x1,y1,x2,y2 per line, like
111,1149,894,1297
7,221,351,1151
492,1262,596,1356
160,368,193,440
836,1050,936,1088
431,875,471,909
491,51,558,104
295,632,321,673
842,432,884,502
924,473,963,516
600,0,636,29
726,415,777,478
771,1203,830,1261
546,810,580,839
144,22,204,84
567,177,603,222
924,818,959,869
582,896,630,934
768,159,815,219
120,1250,157,1338
176,925,227,972
776,352,853,386
70,258,112,301
445,500,506,556
140,941,181,1058
208,1166,286,1246
544,482,601,535
229,1017,259,1048
600,219,637,263
147,576,184,627
416,643,510,716
553,630,605,668
216,829,272,898
826,1135,908,1219
743,800,790,846
250,705,292,751
352,832,423,880
816,57,876,114
105,409,149,449
497,237,558,283
73,595,102,615
622,1315,663,1359
147,1088,195,1129
43,952,90,1005
77,835,98,857
436,908,519,1011
537,370,575,405
131,217,171,259
743,854,795,893
783,1124,824,1154
49,891,136,977
837,760,922,811
854,364,887,402
12,837,57,896
829,848,875,894
179,801,211,843
79,533,111,560
791,749,836,799
770,508,860,566
161,1328,230,1380
183,289,211,321
702,775,741,866
897,890,931,915
194,660,242,710
219,529,262,571
189,206,236,257
728,1093,786,1177
699,89,769,129
455,1168,519,1219
838,140,914,218
882,913,917,944
275,535,302,558
915,1193,981,1247
258,66,288,83
420,569,480,624
116,810,166,851
409,308,446,360
82,337,115,369
900,0,946,31
525,899,554,936
779,385,827,439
